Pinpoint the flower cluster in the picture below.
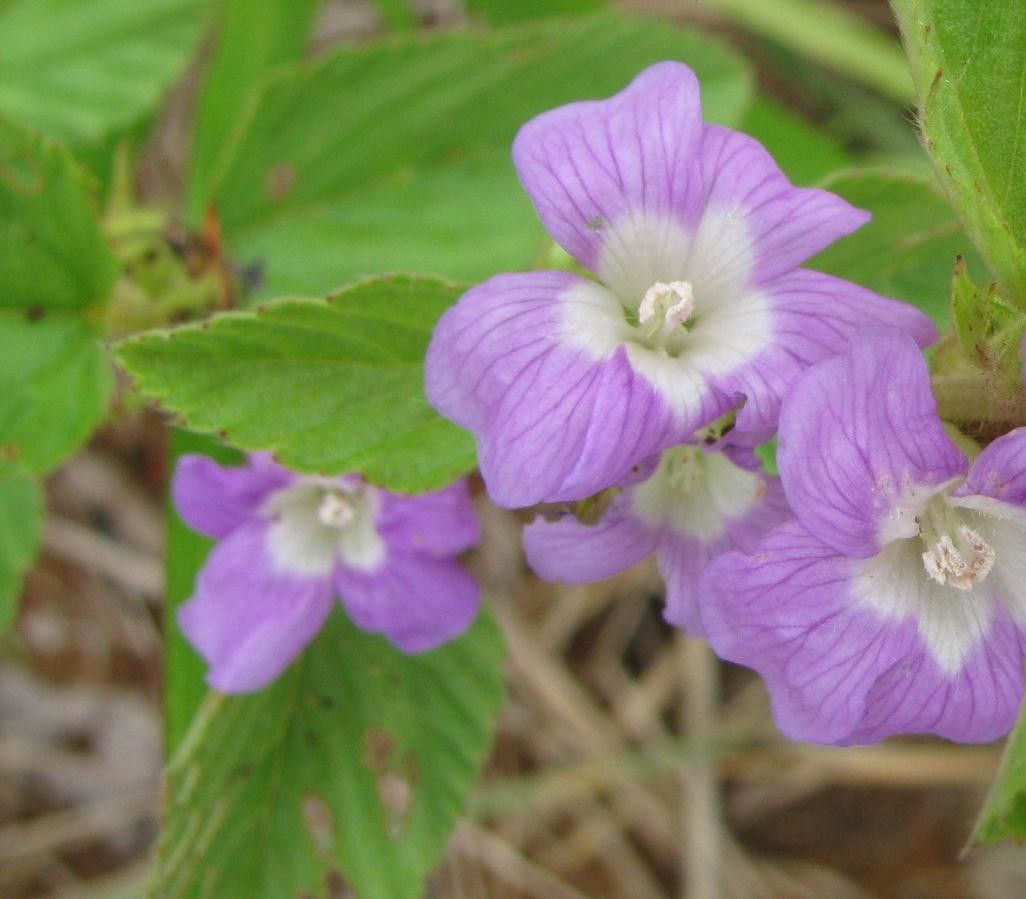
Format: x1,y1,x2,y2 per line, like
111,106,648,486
172,453,481,692
174,61,1026,747
422,60,1026,746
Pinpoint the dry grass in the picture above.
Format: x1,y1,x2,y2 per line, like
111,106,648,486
4,418,1021,897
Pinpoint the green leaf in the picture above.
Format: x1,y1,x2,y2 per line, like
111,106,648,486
0,466,42,629
739,97,851,186
185,0,321,222
152,609,505,899
0,116,117,311
0,0,207,147
810,168,987,328
466,0,603,25
165,431,242,755
234,148,544,294
893,0,1026,301
116,276,475,492
971,694,1026,846
0,314,112,474
209,14,752,298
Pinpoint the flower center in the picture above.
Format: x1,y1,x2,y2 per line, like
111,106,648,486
637,280,695,347
263,479,386,574
317,489,358,528
918,497,994,591
659,444,703,494
630,445,766,541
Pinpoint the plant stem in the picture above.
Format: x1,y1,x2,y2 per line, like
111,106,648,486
679,635,722,899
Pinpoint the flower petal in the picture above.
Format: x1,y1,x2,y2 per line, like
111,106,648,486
177,521,334,693
777,327,966,557
843,610,1024,744
512,61,704,275
700,522,918,744
656,534,711,634
693,125,869,287
426,271,726,506
172,453,292,539
962,426,1026,505
843,538,1024,743
725,270,937,432
703,521,1025,744
523,493,658,584
376,479,480,558
335,552,480,653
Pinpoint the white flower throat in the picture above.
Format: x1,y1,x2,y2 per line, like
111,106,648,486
918,495,995,591
658,444,703,494
631,446,765,542
263,480,386,575
637,280,695,349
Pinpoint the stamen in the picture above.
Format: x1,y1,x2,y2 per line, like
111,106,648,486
638,281,695,331
920,523,995,591
317,490,357,528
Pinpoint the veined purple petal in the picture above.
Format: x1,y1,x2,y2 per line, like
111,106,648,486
177,521,334,693
426,270,606,437
656,534,711,634
512,61,704,274
844,610,1024,744
961,426,1026,505
376,479,480,558
334,552,480,653
172,453,293,539
778,328,966,557
704,519,1026,744
523,493,658,584
694,125,869,288
426,271,727,506
725,473,791,550
843,542,1025,743
701,522,918,744
725,271,937,432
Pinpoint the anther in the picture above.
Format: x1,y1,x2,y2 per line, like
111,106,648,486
318,490,357,528
639,281,695,331
921,524,995,590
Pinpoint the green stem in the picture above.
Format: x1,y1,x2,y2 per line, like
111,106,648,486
703,0,915,106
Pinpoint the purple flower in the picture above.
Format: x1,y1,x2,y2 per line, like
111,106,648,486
172,453,482,693
524,445,790,633
702,328,1026,744
425,61,936,508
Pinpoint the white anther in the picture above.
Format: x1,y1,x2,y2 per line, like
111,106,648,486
638,280,695,328
921,525,995,591
317,490,356,528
